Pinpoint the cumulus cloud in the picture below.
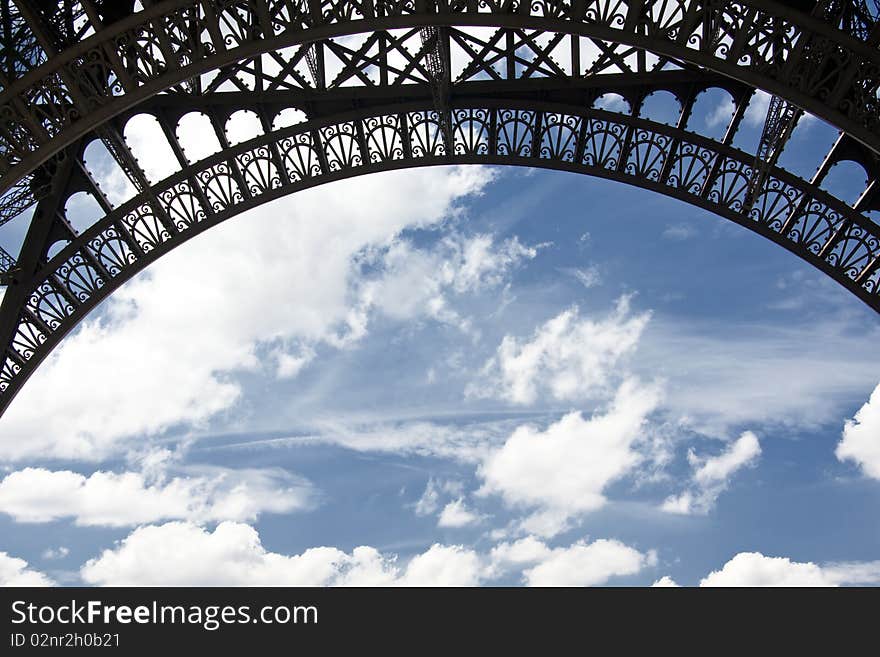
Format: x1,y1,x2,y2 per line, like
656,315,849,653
477,379,663,536
41,547,70,560
705,96,736,128
80,521,483,586
0,466,313,526
699,552,880,587
402,544,483,586
0,166,496,461
467,296,649,405
651,576,680,587
490,536,655,586
437,499,484,528
0,552,54,586
412,478,482,527
355,233,537,333
836,382,880,479
661,432,761,515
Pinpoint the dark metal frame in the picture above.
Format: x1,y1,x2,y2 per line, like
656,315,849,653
0,0,879,417
3,0,880,200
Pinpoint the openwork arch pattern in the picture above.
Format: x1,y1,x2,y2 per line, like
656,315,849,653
1,101,878,411
4,0,880,198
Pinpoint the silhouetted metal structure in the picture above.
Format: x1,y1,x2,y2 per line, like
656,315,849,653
0,0,879,415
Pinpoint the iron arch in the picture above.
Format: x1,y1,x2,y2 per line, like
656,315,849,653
1,0,880,419
0,97,878,416
3,0,880,199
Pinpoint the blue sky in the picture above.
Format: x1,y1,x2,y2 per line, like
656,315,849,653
0,98,879,586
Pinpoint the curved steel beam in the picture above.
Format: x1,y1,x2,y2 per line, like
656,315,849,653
0,98,877,416
2,0,880,199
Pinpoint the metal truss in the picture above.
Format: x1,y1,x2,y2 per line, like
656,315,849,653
4,0,880,205
1,95,879,411
1,0,880,417
744,94,801,211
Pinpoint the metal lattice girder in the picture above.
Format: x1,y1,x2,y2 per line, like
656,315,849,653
5,0,880,202
0,243,14,283
1,96,880,414
2,0,880,415
745,94,802,209
816,0,880,41
0,172,37,225
419,25,452,152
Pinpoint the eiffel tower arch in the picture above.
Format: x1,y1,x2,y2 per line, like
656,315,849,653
0,0,879,416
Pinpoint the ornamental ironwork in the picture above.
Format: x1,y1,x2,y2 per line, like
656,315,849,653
0,0,879,416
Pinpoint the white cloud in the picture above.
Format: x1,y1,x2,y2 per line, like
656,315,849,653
594,94,629,112
651,575,680,587
744,90,772,126
468,296,650,405
0,166,495,461
489,535,551,570
437,499,484,528
478,379,663,536
661,223,698,241
355,233,536,333
274,419,513,464
80,521,483,586
401,544,483,586
699,552,880,587
705,97,735,129
820,560,880,586
274,346,316,380
0,552,54,586
661,432,761,515
41,546,70,560
836,382,880,479
490,536,655,586
559,265,601,289
413,478,464,516
640,317,880,434
0,466,312,526
414,479,442,516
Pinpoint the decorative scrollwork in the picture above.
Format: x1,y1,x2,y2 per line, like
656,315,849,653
279,133,324,181
2,99,880,417
749,178,802,229
496,109,536,158
825,224,880,280
707,158,752,213
121,205,173,253
88,228,137,277
582,119,625,170
453,109,491,156
786,201,843,255
625,129,669,181
26,282,74,331
540,113,580,163
5,0,880,211
364,115,405,164
160,184,209,231
197,162,245,212
10,318,45,360
408,111,446,158
666,143,715,194
56,252,104,302
237,146,283,196
320,122,363,171
0,355,22,392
